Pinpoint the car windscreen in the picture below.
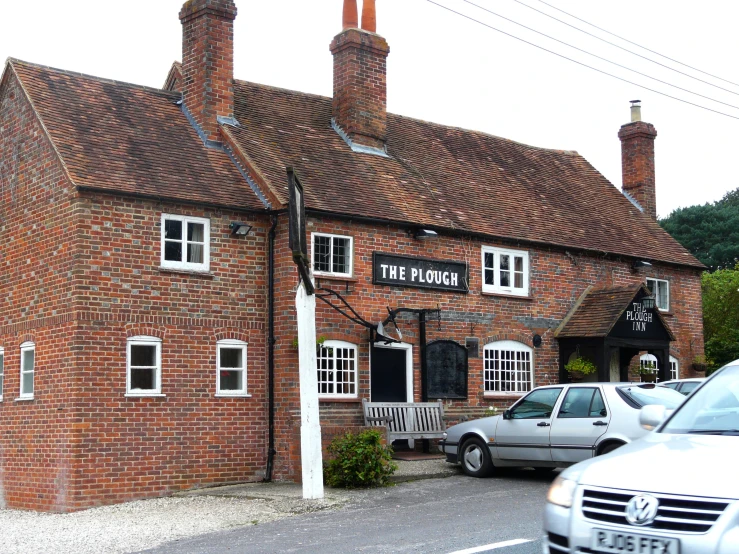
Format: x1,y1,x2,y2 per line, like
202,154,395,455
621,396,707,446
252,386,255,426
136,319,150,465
617,384,685,410
662,365,739,435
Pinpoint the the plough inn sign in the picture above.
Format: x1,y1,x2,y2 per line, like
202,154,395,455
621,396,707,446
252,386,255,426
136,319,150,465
373,253,469,293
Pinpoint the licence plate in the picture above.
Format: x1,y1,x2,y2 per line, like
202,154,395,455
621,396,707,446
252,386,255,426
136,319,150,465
591,529,680,554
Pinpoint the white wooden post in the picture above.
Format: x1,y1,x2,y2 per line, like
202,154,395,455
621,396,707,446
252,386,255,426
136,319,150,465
295,282,324,499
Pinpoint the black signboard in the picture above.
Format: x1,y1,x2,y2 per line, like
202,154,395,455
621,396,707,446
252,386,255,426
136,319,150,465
373,253,468,293
425,340,468,399
611,301,670,341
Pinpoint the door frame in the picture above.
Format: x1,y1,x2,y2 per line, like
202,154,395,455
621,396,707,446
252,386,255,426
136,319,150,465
370,341,414,402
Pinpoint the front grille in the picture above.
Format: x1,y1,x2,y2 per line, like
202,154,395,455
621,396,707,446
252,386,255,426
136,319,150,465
581,487,730,534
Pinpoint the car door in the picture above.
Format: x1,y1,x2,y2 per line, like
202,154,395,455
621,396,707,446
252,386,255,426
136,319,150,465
550,386,610,463
493,387,563,462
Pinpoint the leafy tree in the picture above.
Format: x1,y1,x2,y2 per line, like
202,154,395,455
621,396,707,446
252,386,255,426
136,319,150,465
660,188,739,270
701,265,739,373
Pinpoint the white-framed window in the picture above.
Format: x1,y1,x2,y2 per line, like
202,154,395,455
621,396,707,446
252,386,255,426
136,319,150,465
311,233,353,277
669,355,679,380
481,246,529,296
0,347,4,401
19,342,34,399
161,214,210,271
216,339,248,396
640,353,659,382
646,278,669,311
127,336,162,396
484,340,533,393
317,340,358,397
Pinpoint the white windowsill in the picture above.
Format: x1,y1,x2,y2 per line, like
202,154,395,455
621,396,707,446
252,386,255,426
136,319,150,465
15,396,34,402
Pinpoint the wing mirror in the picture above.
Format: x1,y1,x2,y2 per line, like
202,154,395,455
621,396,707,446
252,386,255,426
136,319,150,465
503,409,512,420
639,404,667,431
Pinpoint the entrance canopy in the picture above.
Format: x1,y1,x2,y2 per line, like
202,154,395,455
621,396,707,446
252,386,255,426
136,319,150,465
555,284,675,383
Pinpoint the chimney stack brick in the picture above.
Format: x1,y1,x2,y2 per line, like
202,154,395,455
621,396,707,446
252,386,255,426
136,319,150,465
180,0,237,142
619,119,658,219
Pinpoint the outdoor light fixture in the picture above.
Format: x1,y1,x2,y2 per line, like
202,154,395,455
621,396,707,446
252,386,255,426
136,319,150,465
414,229,438,239
641,295,656,310
632,260,652,271
229,222,252,236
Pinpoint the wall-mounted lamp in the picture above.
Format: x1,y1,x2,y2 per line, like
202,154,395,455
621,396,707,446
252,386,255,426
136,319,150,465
641,295,656,310
632,260,652,271
229,222,252,236
413,229,438,240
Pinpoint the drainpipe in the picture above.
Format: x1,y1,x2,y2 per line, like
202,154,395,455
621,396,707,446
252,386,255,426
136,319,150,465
265,215,278,481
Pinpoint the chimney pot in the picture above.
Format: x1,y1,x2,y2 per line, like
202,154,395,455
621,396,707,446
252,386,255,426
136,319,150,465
619,102,658,219
630,99,642,122
361,0,377,33
343,0,359,30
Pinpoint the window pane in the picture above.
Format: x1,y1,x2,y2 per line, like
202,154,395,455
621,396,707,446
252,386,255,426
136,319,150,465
131,345,156,367
187,243,204,264
165,219,182,240
188,222,204,242
130,368,155,390
22,371,33,395
514,272,523,289
165,241,182,262
484,269,495,285
314,236,331,273
484,252,494,270
500,255,510,271
220,348,242,369
500,270,510,287
332,237,350,274
22,350,34,372
514,257,523,272
559,388,595,418
591,390,606,417
220,370,243,391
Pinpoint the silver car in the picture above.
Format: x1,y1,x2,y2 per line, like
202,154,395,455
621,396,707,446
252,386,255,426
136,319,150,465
439,383,685,477
543,362,739,554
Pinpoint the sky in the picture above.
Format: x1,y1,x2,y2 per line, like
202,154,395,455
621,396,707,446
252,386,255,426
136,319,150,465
1,0,737,219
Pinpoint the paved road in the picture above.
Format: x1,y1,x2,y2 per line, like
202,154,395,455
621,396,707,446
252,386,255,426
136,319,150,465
140,469,556,554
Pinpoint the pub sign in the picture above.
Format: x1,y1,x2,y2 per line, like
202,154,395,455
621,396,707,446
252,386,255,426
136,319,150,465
373,253,469,293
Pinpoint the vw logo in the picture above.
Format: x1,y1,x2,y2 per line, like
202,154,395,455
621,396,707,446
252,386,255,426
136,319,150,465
625,494,660,526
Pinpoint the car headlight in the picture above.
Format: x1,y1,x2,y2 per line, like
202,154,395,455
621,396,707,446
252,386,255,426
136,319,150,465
546,476,577,508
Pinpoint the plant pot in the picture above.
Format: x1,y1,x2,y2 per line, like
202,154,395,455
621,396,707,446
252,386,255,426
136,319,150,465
640,372,657,383
568,370,585,382
692,363,707,372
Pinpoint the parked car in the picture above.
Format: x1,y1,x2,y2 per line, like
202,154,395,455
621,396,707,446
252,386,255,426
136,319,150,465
543,361,739,554
660,377,705,396
439,383,685,477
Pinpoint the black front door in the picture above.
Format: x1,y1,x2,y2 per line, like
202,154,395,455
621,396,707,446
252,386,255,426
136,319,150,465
371,346,407,402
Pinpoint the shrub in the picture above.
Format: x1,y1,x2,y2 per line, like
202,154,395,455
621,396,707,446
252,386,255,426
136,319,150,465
323,429,397,488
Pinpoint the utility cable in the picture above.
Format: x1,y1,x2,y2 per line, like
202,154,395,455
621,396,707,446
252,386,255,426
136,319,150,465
459,0,739,110
533,0,739,90
425,0,739,121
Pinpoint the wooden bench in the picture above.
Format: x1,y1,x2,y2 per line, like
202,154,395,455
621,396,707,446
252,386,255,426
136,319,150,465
362,399,446,443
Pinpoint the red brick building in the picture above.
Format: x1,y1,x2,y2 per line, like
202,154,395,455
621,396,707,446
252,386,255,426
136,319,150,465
0,0,703,511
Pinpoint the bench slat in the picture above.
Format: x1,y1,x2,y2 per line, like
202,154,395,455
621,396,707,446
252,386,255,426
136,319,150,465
362,399,445,442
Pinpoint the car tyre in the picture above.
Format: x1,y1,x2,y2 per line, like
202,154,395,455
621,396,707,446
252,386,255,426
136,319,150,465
598,442,624,455
460,437,493,477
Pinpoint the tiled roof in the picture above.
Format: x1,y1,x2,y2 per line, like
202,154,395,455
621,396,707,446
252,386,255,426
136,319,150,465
230,81,702,268
8,59,702,268
556,285,675,339
9,60,265,212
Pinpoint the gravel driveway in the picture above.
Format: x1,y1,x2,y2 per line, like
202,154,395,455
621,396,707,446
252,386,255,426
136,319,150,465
0,458,456,554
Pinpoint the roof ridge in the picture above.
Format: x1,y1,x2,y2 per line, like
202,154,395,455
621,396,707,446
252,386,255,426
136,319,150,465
236,77,581,156
9,58,179,97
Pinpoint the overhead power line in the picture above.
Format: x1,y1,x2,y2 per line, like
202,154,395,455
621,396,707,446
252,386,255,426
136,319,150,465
460,0,739,111
424,0,739,121
533,0,739,90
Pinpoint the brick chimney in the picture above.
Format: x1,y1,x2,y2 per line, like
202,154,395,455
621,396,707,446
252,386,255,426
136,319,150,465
618,100,658,219
330,0,390,152
179,0,237,143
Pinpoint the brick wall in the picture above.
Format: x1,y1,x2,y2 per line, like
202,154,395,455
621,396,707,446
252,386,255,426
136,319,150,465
268,216,704,480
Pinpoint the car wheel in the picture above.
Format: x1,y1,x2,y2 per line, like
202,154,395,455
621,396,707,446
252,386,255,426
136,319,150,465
598,442,624,455
460,437,493,477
